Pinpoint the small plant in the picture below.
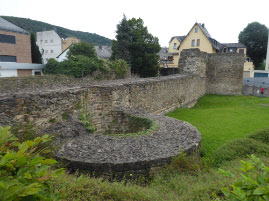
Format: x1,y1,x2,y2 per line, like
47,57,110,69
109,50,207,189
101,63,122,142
62,112,69,120
215,155,269,201
48,118,56,123
0,126,64,201
79,93,95,132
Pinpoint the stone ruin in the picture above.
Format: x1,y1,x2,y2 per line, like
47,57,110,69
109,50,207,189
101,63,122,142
0,49,244,173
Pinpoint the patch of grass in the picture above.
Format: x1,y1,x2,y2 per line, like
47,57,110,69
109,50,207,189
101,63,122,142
62,112,69,120
53,173,176,201
105,120,159,138
49,118,56,123
167,95,269,157
212,138,269,166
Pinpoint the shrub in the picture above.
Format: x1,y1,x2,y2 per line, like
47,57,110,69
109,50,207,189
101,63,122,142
248,128,269,145
110,59,129,79
213,138,269,166
0,126,64,201
215,155,269,201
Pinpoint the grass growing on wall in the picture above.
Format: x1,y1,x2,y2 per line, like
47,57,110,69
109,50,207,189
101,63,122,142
167,95,269,157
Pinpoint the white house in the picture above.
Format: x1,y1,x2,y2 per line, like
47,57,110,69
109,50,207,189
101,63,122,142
36,30,62,64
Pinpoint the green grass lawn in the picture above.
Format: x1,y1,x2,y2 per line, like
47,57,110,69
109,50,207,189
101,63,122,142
167,95,269,157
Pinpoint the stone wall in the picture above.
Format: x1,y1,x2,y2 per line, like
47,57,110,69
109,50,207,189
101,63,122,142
207,53,244,95
179,49,244,95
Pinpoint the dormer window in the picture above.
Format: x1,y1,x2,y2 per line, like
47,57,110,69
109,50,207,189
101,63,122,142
195,28,198,33
173,43,177,49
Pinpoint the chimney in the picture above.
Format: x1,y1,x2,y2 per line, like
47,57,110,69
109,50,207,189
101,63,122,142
202,23,205,28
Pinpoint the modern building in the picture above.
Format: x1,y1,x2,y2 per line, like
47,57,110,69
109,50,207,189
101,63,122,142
0,17,31,63
162,23,254,77
36,30,63,64
0,17,45,77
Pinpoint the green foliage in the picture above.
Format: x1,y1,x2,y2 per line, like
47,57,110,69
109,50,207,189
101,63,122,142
217,155,269,201
0,126,64,201
2,16,111,45
213,138,269,166
248,128,269,145
112,15,160,77
79,94,95,132
110,59,129,78
43,42,128,79
30,32,42,64
239,22,268,68
67,41,97,59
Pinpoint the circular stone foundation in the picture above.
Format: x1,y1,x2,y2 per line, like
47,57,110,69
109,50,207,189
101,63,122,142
56,108,201,173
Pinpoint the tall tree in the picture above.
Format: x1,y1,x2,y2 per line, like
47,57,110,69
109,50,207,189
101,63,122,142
30,33,42,64
112,16,160,77
239,22,268,68
111,15,132,63
128,18,160,77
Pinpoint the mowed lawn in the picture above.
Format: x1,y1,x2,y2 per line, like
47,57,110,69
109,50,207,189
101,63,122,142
167,95,269,157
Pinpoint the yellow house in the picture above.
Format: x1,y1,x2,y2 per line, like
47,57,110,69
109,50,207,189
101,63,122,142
62,37,80,52
161,23,254,77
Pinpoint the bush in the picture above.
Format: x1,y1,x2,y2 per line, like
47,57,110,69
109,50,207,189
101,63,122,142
0,126,64,201
110,59,129,79
248,128,269,145
213,138,269,166
215,155,269,201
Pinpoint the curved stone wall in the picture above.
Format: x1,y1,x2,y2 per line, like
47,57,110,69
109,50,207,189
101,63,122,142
56,108,201,172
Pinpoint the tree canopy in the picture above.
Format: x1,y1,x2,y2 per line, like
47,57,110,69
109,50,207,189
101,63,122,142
239,22,268,68
67,41,97,59
112,16,160,77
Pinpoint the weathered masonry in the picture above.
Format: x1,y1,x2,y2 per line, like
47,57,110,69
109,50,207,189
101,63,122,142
0,49,244,172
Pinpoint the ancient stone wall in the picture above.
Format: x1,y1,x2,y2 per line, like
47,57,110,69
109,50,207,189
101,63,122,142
179,49,244,95
207,53,244,95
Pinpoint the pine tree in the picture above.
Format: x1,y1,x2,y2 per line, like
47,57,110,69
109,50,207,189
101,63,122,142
111,15,132,63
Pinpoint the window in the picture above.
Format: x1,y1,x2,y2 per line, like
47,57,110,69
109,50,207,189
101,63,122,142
40,40,43,43
223,48,227,53
239,49,244,54
196,39,200,47
191,40,195,47
0,34,16,44
50,50,54,53
173,43,177,49
45,40,48,43
0,55,17,62
195,28,198,33
45,50,48,53
33,71,42,76
50,39,53,43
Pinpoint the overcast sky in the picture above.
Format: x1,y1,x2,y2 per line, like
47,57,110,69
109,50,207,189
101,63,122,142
1,0,269,47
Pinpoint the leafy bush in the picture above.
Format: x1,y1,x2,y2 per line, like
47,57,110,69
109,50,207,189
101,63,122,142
0,126,64,201
213,138,269,166
67,41,97,59
248,128,269,145
216,155,269,201
110,59,129,79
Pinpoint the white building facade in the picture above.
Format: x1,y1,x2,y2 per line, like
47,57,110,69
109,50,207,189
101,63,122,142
36,30,62,64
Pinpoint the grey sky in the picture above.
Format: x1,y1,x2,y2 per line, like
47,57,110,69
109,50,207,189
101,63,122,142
1,0,269,47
